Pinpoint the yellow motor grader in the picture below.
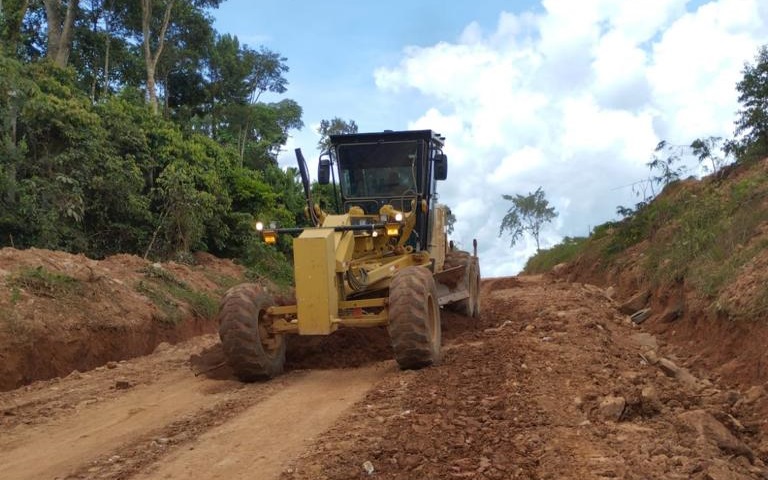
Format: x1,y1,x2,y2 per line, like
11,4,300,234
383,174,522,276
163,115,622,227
218,129,480,380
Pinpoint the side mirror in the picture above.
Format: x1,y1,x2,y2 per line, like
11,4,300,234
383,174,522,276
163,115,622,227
318,158,331,185
433,153,447,180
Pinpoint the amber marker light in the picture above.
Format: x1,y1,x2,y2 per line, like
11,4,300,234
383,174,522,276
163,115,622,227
386,223,401,236
263,230,278,245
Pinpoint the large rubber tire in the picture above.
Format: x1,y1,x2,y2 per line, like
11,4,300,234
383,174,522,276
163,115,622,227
218,283,285,381
444,251,481,317
388,266,441,369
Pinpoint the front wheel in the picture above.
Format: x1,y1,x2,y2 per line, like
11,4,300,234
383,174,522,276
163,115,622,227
218,284,285,381
388,266,441,369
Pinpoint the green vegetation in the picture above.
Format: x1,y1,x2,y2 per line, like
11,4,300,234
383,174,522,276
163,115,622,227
0,1,358,281
7,266,81,298
523,236,588,274
136,265,218,324
499,187,558,251
317,117,359,152
241,241,295,289
730,45,768,161
201,272,243,293
10,287,21,304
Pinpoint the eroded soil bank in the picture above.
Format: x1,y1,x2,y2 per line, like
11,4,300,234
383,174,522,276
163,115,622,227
0,248,247,391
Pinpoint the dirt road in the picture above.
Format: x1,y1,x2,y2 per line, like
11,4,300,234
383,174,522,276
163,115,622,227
1,275,766,479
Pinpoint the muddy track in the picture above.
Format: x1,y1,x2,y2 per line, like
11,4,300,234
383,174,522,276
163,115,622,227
1,276,766,480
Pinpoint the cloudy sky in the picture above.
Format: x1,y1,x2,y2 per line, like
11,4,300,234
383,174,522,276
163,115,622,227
215,0,768,277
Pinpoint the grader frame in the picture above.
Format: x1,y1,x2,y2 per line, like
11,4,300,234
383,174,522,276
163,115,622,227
217,130,480,380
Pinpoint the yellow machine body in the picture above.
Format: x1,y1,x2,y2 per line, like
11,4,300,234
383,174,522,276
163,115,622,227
293,228,338,335
267,206,438,336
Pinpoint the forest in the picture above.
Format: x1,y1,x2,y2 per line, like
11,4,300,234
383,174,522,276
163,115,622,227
1,0,312,270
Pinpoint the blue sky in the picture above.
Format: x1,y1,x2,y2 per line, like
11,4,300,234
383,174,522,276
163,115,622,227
214,1,536,134
214,0,768,277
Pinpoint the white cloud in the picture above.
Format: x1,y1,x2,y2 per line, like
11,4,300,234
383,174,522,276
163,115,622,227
373,0,768,276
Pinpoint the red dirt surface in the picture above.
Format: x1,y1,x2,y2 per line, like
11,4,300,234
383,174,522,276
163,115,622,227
0,247,246,391
281,276,767,479
1,250,767,479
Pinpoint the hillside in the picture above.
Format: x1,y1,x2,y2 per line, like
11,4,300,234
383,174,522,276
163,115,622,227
540,156,768,390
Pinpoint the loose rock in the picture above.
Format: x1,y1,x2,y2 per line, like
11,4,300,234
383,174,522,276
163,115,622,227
598,395,626,421
114,378,133,390
619,290,651,315
678,410,754,462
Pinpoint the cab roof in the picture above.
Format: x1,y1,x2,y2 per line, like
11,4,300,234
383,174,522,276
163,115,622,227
329,129,445,148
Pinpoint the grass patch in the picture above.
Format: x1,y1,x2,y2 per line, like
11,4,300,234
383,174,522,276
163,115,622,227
202,272,243,293
524,236,588,274
7,266,81,298
135,265,218,325
644,189,726,284
241,240,294,288
577,165,768,314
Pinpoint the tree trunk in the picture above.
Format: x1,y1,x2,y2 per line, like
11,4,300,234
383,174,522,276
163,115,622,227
43,0,78,68
102,0,114,99
141,0,174,114
43,0,62,61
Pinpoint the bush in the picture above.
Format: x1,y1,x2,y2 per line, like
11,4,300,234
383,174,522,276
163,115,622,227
524,236,588,274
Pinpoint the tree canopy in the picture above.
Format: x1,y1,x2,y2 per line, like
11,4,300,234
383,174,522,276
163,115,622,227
732,45,768,160
316,117,358,152
0,1,307,263
499,187,558,251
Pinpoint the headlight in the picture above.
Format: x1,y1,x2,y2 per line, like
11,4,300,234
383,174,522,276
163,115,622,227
395,212,404,222
255,221,264,231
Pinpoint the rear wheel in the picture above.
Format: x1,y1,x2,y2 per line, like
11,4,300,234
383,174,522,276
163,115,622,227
218,283,285,381
388,266,441,369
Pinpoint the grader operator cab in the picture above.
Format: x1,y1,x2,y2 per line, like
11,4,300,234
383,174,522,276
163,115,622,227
217,129,480,380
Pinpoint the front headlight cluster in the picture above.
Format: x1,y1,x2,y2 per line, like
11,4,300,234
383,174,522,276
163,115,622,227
255,220,278,245
383,211,404,237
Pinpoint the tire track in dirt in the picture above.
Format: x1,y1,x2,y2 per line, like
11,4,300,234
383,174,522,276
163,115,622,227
0,371,217,479
0,340,390,480
131,366,387,480
0,298,497,480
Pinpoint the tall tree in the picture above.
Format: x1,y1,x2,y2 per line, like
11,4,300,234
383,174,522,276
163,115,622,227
137,0,221,114
43,0,79,67
499,187,558,251
317,117,358,151
732,44,768,159
203,35,298,166
140,0,173,113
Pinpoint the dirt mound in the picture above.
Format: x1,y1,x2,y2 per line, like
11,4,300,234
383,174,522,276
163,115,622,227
283,275,767,479
0,247,246,391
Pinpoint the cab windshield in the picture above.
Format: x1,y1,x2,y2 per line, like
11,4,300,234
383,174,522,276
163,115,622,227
336,141,418,198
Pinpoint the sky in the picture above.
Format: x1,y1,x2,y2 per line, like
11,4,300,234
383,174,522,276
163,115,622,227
214,0,768,277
